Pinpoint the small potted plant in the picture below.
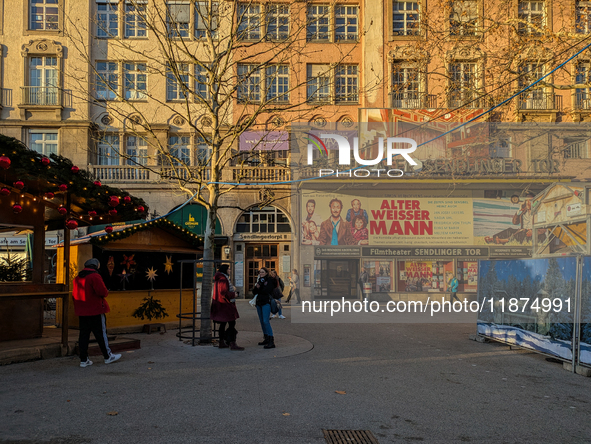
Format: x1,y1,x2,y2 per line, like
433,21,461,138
132,295,169,334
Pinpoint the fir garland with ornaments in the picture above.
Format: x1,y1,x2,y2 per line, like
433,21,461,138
0,134,148,226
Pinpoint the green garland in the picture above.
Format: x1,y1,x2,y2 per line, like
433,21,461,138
90,219,203,248
0,134,148,220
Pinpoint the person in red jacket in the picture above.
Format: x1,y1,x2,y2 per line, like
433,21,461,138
210,263,244,351
72,258,121,367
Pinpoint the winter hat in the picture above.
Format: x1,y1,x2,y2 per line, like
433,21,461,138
84,258,100,269
218,264,230,275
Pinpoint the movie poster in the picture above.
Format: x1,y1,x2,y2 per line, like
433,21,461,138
473,197,532,246
301,191,473,246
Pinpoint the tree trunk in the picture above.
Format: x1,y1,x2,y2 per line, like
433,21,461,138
199,203,217,343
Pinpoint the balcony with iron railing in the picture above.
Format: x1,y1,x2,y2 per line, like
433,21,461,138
390,92,437,109
20,86,61,106
575,92,591,111
516,92,561,111
91,165,290,184
448,94,485,109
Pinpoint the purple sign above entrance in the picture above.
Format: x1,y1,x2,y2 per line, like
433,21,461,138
239,131,289,151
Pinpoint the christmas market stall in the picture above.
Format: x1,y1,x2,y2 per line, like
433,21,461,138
57,219,203,331
0,134,147,346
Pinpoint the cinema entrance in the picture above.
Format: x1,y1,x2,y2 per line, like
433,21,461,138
314,259,359,299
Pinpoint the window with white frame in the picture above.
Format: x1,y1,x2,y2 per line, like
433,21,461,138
335,5,358,41
30,0,59,31
124,62,146,100
125,0,147,37
448,62,477,107
196,136,211,166
195,1,219,39
335,65,358,102
237,64,261,102
236,206,291,233
97,1,119,38
96,61,118,101
27,56,59,106
449,0,477,36
195,64,209,100
518,63,546,108
266,4,289,40
126,135,148,165
391,62,420,108
167,1,190,37
307,64,330,102
490,137,512,158
576,62,591,109
266,65,289,102
576,1,591,34
307,5,329,41
393,0,420,36
518,1,544,35
564,140,589,159
30,130,58,156
98,134,120,165
238,3,261,40
168,135,191,166
166,63,189,101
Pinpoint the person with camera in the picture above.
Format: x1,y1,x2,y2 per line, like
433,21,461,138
252,267,277,349
211,263,244,351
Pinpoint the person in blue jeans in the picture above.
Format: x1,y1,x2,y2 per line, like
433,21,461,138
449,275,460,303
252,267,277,349
269,269,286,319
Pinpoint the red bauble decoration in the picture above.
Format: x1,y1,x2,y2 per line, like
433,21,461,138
108,196,120,207
137,205,145,212
65,219,78,230
0,156,10,169
109,209,118,216
88,210,97,217
58,207,67,215
59,184,68,192
71,166,79,173
14,181,24,190
123,196,131,204
41,157,50,166
105,225,114,234
0,187,10,196
93,180,102,187
45,192,55,199
12,204,22,214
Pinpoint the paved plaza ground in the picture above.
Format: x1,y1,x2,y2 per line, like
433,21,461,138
1,301,591,444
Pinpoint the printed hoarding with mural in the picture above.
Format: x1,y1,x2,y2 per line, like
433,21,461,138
473,196,533,246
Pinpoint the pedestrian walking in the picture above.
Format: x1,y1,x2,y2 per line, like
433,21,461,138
358,267,369,298
252,267,277,349
449,275,460,303
211,264,244,351
72,258,121,368
269,270,286,319
286,269,300,304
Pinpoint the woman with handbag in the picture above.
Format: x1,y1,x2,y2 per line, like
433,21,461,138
211,264,244,351
269,270,286,319
252,267,277,349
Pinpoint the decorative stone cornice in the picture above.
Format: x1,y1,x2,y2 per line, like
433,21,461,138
21,40,63,57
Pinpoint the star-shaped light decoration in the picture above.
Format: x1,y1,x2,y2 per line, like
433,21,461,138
146,266,158,290
146,267,158,282
164,255,173,275
121,254,136,270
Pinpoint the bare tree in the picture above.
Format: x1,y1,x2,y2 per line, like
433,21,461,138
64,0,368,341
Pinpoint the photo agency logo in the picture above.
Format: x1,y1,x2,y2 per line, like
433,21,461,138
304,132,418,178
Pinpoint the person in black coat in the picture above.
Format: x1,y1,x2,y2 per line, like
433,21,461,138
252,267,277,349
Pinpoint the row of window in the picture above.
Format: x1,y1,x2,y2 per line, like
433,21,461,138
94,61,359,103
92,1,358,42
392,61,591,110
395,0,591,36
